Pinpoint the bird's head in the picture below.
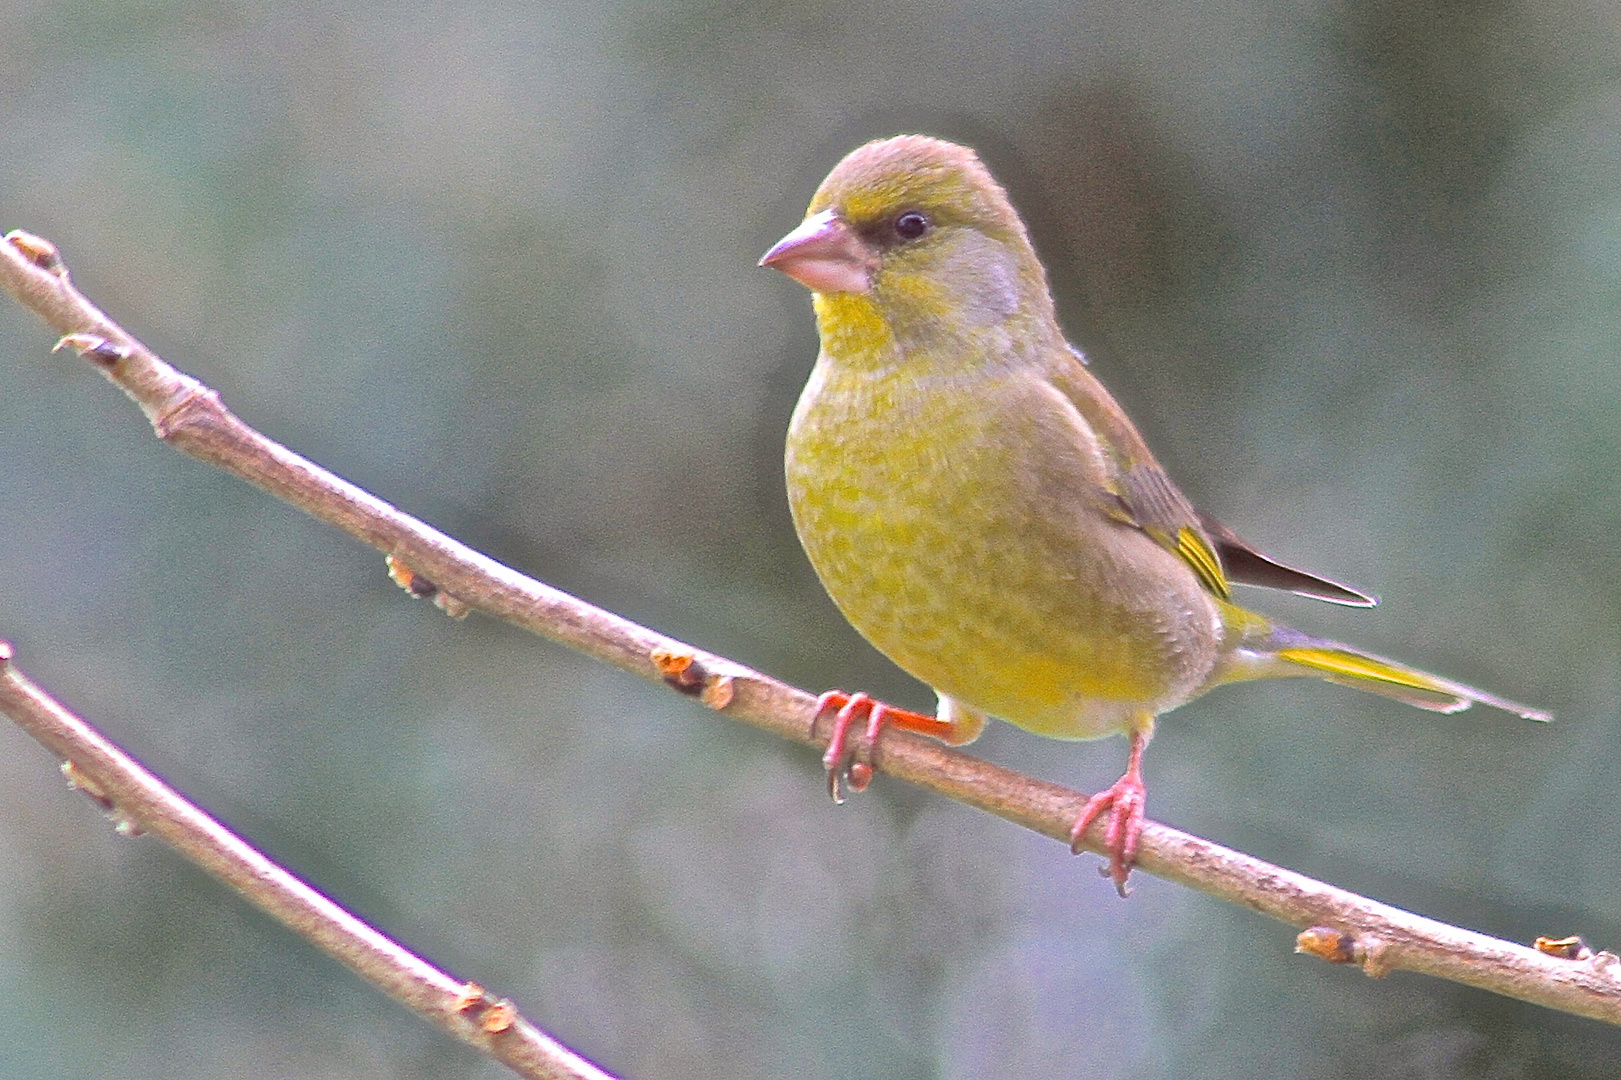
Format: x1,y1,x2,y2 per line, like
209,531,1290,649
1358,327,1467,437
761,135,1057,351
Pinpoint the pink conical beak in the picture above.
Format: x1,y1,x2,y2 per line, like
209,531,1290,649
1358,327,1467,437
759,209,876,294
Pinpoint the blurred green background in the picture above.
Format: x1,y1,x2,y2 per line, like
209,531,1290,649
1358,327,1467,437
1,0,1619,1076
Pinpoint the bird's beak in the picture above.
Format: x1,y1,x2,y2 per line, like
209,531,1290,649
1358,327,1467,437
759,209,876,294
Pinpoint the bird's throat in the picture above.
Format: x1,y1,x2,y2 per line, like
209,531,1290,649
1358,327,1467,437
811,291,898,371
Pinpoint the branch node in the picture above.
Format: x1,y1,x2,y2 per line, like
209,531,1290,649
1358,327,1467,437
481,1000,517,1034
60,759,113,808
445,979,514,1033
387,555,436,598
449,982,486,1012
5,229,66,276
651,646,732,708
1358,934,1393,978
1532,936,1621,978
386,555,471,618
651,646,703,692
151,385,225,441
1295,925,1359,964
1536,934,1592,961
701,674,735,710
59,760,146,836
1295,925,1391,976
54,332,129,368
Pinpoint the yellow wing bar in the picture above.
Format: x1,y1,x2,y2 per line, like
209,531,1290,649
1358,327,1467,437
1175,526,1230,599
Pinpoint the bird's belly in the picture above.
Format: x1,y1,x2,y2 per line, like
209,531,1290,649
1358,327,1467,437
786,374,1222,741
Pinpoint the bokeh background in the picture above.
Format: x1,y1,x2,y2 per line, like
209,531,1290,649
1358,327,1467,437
1,1,1619,1076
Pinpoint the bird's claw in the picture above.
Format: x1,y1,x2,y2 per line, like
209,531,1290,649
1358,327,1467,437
813,690,966,802
1070,773,1147,897
814,691,886,803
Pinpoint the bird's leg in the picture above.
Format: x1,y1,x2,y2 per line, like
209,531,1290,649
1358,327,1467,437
812,690,967,803
1070,720,1153,897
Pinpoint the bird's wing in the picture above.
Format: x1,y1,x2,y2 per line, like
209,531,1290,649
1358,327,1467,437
1049,347,1375,607
1048,353,1232,599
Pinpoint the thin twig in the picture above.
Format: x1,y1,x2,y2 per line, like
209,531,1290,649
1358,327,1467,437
0,641,619,1080
3,228,1619,1027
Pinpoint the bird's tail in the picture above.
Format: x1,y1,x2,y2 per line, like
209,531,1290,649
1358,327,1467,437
1218,608,1550,722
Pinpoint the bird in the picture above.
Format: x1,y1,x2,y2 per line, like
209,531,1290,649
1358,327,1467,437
759,134,1548,895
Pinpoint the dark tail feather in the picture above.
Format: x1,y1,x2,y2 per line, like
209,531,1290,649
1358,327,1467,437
1199,513,1377,607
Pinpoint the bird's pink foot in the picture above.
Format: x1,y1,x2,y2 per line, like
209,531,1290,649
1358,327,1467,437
1070,775,1146,896
1068,728,1151,897
812,690,954,803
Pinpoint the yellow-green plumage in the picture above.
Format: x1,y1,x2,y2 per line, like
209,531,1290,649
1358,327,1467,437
764,135,1546,888
787,294,1223,739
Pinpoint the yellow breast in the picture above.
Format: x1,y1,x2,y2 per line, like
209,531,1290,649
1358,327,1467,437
785,327,1223,741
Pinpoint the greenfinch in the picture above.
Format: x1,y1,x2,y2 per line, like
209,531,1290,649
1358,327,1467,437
761,135,1548,894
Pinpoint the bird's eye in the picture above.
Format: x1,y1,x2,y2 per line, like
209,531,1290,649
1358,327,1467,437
893,211,930,241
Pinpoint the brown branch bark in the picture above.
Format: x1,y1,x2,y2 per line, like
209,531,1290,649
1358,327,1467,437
3,227,1619,1030
0,641,618,1080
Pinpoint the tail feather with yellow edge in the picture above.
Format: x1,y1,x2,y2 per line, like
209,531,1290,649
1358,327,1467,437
1222,617,1551,722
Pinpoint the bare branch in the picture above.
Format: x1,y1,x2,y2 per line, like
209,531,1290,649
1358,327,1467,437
4,228,1620,1029
0,641,618,1080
